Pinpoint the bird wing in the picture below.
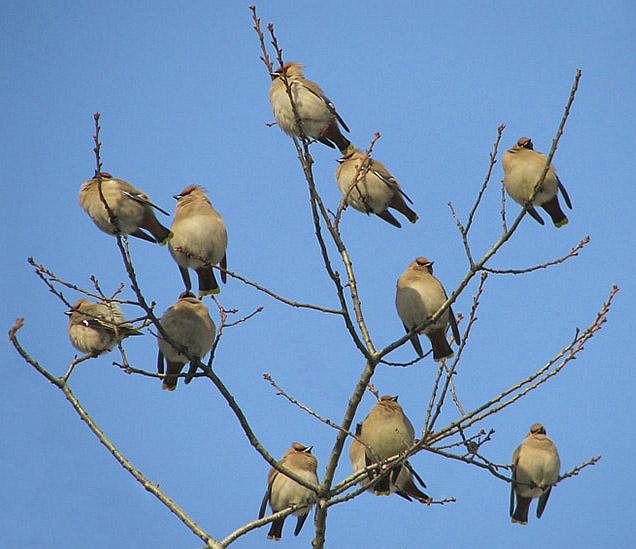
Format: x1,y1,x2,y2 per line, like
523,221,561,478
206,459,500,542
526,204,546,225
403,323,424,356
122,191,170,216
258,481,272,519
448,304,461,345
370,167,415,205
557,176,573,209
300,83,350,133
536,486,552,518
509,447,519,517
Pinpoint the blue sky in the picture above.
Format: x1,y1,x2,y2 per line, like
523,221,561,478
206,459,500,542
2,2,634,547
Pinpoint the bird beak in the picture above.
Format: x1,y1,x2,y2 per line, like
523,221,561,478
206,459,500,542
64,310,72,316
173,194,181,200
305,446,313,453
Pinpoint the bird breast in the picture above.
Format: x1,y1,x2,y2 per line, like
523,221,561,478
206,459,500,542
336,163,393,214
270,79,331,137
502,150,559,206
158,308,215,362
269,468,318,515
396,278,449,333
169,214,227,268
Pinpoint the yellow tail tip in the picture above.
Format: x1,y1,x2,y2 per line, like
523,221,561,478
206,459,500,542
341,143,355,156
554,218,569,228
433,353,454,363
511,518,528,525
199,287,221,297
159,232,174,246
162,383,177,391
410,215,419,224
373,490,391,496
267,535,282,541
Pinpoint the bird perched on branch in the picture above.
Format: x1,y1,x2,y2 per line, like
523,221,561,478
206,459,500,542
335,148,419,228
349,395,430,503
168,185,228,297
269,61,353,154
396,257,460,361
502,137,572,227
67,298,142,355
156,292,216,390
79,172,172,244
259,442,319,541
510,423,560,525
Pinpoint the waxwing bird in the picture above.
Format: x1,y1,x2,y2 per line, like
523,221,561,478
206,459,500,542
349,395,430,502
335,148,419,228
502,137,572,227
259,442,319,541
156,292,216,391
269,61,353,154
510,423,561,525
169,185,228,297
395,257,461,361
67,298,142,355
79,172,172,244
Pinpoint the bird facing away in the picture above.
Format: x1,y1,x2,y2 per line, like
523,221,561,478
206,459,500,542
395,257,461,361
79,172,172,244
168,185,228,297
156,292,216,391
67,298,142,355
510,423,561,525
269,61,353,154
259,442,319,541
349,395,430,503
502,137,572,227
335,148,419,228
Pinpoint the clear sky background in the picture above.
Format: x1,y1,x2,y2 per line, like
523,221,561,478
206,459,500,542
2,2,634,547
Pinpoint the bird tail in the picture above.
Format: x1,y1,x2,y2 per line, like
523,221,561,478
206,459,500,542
197,267,220,296
511,495,531,525
429,329,454,362
162,360,185,391
389,194,419,224
320,120,352,153
541,196,568,227
267,518,285,541
141,211,173,245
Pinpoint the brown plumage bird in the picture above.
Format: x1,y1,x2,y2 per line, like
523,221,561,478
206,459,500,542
67,298,141,355
156,292,216,390
79,172,172,244
502,137,572,227
395,257,460,361
168,185,228,297
335,148,419,228
349,395,430,503
269,61,353,153
259,442,319,541
510,423,560,524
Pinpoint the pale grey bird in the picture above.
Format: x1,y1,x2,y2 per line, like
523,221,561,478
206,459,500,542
335,148,419,228
67,298,141,355
395,257,461,361
156,292,216,391
510,423,561,525
269,61,353,153
79,171,172,244
502,137,572,227
168,185,228,296
259,442,319,541
349,395,430,502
